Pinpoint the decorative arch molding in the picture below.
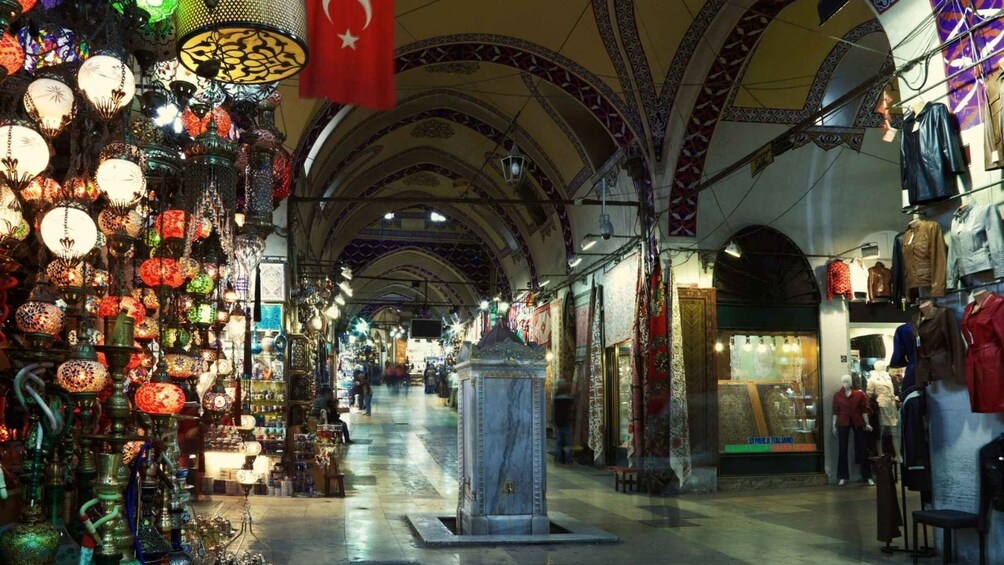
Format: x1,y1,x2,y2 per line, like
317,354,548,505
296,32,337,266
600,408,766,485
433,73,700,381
668,0,796,236
339,243,512,297
291,35,640,195
356,249,479,300
721,19,890,125
377,264,474,306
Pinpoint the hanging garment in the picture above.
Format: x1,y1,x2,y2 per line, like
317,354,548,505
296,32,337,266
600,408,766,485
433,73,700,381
891,322,917,395
891,232,907,305
849,258,869,300
832,388,871,427
851,334,887,359
961,292,1004,413
947,203,1004,289
866,373,899,426
868,262,893,302
872,453,904,543
901,219,948,297
983,67,1004,171
900,101,967,205
587,286,605,464
914,306,966,386
900,387,932,493
826,260,852,301
979,435,1004,532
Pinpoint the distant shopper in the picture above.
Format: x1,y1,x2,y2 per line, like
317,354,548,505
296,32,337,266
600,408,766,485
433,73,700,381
553,380,575,464
311,386,350,444
361,376,373,416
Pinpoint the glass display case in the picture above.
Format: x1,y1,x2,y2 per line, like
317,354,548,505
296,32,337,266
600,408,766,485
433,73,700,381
605,341,632,466
715,332,819,455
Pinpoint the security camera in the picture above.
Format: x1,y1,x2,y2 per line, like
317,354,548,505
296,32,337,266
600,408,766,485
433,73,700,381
599,213,613,240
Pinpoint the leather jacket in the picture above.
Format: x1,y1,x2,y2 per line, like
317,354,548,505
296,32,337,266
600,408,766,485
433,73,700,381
914,306,965,386
979,437,1004,532
901,102,966,205
891,232,906,305
947,203,1004,288
961,292,1004,413
984,68,1004,171
901,219,947,297
868,262,892,301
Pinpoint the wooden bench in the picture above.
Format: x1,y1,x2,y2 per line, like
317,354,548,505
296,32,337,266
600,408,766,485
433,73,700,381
613,466,640,493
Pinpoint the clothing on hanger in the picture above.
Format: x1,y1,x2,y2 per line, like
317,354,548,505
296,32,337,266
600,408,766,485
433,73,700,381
890,322,917,395
982,67,1004,171
868,261,892,302
891,232,906,305
961,291,1004,413
901,102,967,205
913,306,965,386
947,203,1004,289
826,259,852,301
849,258,869,299
900,387,931,493
901,219,948,297
978,435,1004,532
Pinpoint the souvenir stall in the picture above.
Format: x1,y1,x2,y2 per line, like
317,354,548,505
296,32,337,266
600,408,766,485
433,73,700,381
0,0,306,563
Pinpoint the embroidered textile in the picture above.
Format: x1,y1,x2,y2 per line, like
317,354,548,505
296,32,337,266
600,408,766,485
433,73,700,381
827,260,853,301
588,286,605,463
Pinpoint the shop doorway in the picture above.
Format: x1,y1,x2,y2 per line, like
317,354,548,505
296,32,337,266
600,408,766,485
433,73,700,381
713,226,823,478
604,341,632,467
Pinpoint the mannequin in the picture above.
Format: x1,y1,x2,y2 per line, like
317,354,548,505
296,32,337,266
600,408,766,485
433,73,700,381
866,361,899,460
918,299,935,318
832,374,874,486
972,288,990,310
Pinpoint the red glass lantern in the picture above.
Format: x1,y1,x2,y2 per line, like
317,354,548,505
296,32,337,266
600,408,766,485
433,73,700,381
182,106,232,139
18,0,37,14
65,175,100,202
56,359,109,394
21,175,61,203
134,317,159,341
0,32,24,77
46,261,94,288
154,209,188,240
131,287,160,310
135,381,185,415
139,258,185,288
97,295,145,324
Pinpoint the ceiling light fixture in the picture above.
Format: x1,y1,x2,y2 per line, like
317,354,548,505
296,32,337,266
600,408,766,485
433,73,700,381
581,236,596,250
501,141,525,185
724,241,742,258
429,211,446,222
384,212,394,220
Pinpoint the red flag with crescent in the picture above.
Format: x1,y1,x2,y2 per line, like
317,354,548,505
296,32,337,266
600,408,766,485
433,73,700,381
299,0,396,110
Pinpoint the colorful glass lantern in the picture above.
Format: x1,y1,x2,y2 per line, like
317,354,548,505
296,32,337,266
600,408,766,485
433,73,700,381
97,295,144,324
201,379,233,415
215,308,229,325
186,302,216,326
164,350,196,379
111,0,178,23
163,326,191,348
65,175,99,202
0,122,48,191
45,261,93,288
78,53,136,119
182,106,232,138
139,257,185,288
180,257,200,278
134,317,159,341
40,204,97,265
131,287,160,310
240,440,262,457
175,0,308,83
91,269,107,288
222,81,277,103
21,175,61,202
154,209,188,240
17,25,89,74
95,143,146,211
186,271,213,295
97,208,142,238
153,57,207,96
15,284,63,336
127,367,149,386
56,358,109,394
135,380,185,415
18,0,37,13
23,77,74,139
0,31,24,77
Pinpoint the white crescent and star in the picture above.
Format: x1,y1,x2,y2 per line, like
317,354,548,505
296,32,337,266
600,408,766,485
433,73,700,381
322,0,373,50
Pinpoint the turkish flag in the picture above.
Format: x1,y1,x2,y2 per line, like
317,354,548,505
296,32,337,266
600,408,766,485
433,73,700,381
299,0,396,110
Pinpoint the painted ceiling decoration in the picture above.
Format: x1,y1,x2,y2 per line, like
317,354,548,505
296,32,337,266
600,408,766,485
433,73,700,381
287,0,895,307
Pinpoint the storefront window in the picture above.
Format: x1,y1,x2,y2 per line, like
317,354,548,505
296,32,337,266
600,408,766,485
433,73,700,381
605,341,632,464
715,332,820,455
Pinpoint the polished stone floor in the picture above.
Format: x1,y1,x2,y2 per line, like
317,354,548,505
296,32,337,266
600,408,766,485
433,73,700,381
195,386,916,564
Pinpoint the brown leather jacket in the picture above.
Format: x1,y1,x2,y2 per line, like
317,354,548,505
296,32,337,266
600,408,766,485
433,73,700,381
902,219,947,297
984,68,1004,171
868,262,892,302
914,306,965,386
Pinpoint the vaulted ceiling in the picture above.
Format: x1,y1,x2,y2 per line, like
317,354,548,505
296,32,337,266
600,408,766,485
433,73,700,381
280,0,893,317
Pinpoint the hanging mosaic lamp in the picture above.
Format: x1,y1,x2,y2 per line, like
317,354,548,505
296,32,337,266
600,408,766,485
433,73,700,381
182,105,231,138
111,0,178,23
23,77,74,139
186,270,213,295
163,348,196,379
97,208,143,238
17,24,89,74
65,175,100,202
56,356,109,394
175,0,308,83
96,295,145,324
202,378,233,422
14,282,63,337
0,30,24,78
139,257,185,288
134,316,159,341
45,260,93,288
95,142,146,211
135,365,185,415
21,175,61,203
77,53,136,120
186,300,215,326
40,203,97,265
0,121,48,192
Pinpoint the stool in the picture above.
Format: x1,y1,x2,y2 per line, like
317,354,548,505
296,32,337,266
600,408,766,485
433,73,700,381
613,466,639,493
323,474,346,498
912,509,985,565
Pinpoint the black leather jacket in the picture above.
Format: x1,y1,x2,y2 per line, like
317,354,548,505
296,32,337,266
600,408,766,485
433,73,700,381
901,102,966,205
979,437,1004,532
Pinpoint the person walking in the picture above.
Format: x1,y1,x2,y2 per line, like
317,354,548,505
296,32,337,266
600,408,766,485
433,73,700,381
361,376,373,416
311,386,351,444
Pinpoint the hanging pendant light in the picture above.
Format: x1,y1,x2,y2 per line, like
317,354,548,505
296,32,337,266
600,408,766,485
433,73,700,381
0,30,23,78
23,77,75,139
77,53,136,120
175,0,308,83
0,122,48,192
135,364,185,415
96,142,146,211
501,141,525,185
40,203,97,265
